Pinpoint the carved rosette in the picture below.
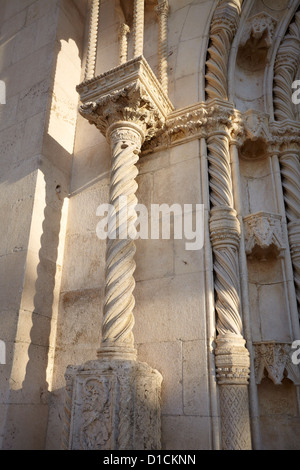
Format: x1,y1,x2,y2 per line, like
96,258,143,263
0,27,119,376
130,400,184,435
244,212,285,260
253,342,300,385
63,360,163,450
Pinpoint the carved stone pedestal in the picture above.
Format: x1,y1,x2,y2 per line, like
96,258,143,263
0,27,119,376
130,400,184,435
62,359,162,450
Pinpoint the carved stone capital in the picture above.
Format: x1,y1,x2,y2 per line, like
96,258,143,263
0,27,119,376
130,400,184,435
270,120,300,150
62,360,163,450
77,56,173,142
253,342,300,385
244,212,285,260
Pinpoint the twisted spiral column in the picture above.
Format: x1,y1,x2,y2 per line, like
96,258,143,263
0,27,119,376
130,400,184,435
280,149,300,315
133,0,145,58
156,0,169,95
273,11,300,121
98,123,143,360
273,11,300,318
84,0,100,81
119,23,130,65
205,0,243,100
207,133,251,449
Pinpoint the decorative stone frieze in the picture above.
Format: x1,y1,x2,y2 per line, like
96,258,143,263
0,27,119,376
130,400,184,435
244,212,285,260
142,99,244,154
253,342,300,385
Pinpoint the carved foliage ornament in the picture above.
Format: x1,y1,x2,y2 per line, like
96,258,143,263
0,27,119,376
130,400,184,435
254,342,300,385
62,360,163,450
244,212,285,260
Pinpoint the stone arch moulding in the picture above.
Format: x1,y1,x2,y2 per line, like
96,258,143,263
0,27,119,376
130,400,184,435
265,0,300,120
228,0,258,104
205,0,244,101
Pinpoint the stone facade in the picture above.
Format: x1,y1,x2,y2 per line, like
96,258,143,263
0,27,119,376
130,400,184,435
0,0,300,450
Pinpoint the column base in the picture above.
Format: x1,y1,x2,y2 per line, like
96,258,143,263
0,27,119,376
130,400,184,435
215,335,252,449
62,359,163,450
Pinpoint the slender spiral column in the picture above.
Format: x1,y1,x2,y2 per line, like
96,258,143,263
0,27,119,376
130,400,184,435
155,0,169,95
133,0,145,58
98,123,144,360
207,131,251,450
84,0,100,81
119,23,130,65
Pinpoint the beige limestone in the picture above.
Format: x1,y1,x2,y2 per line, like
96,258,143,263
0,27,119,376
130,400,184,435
0,0,300,451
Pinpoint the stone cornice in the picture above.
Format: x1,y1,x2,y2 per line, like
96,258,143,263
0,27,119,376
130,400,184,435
77,55,173,141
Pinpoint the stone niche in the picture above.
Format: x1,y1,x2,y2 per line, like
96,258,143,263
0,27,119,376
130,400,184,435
237,12,277,71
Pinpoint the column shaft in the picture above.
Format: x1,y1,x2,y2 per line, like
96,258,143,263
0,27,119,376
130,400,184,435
207,132,251,450
98,124,143,361
279,149,300,316
133,0,144,58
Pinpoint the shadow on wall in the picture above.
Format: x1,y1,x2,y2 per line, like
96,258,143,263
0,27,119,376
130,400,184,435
1,0,88,450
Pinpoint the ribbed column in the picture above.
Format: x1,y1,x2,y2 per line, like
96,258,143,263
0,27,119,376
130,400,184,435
133,0,145,58
280,148,300,315
84,0,100,80
98,123,144,361
119,23,130,65
155,0,169,95
207,131,251,450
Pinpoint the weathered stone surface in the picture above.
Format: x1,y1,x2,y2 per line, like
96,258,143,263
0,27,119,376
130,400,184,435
62,359,162,450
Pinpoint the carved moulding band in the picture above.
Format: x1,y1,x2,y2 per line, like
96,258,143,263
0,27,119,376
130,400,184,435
243,212,285,260
253,342,300,385
209,206,240,249
62,360,163,450
142,99,244,154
